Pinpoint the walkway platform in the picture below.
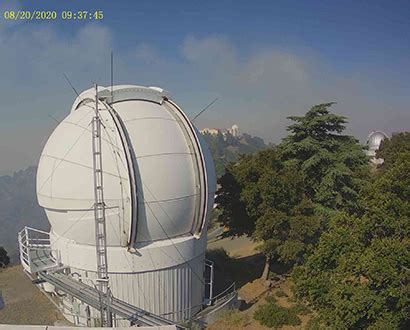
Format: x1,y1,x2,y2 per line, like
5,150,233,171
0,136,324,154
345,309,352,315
18,226,184,329
39,271,178,327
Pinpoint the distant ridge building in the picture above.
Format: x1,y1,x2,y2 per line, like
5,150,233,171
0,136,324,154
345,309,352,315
200,124,240,138
200,128,220,136
229,124,239,137
366,130,388,165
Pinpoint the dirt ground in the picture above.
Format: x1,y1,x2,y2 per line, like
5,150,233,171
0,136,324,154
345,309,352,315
208,277,312,330
207,236,259,258
0,265,65,325
206,235,312,329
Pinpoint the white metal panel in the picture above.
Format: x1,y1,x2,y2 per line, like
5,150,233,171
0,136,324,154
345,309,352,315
113,102,191,157
49,231,207,273
135,155,197,202
136,197,196,242
45,207,122,246
69,252,205,323
37,108,130,209
115,100,175,122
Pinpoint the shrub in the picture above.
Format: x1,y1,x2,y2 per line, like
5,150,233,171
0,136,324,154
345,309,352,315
0,247,10,268
275,289,287,297
306,316,324,330
254,296,301,328
292,303,311,315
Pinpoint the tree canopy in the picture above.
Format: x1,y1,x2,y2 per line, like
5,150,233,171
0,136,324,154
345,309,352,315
279,103,369,212
376,132,410,169
216,103,366,269
292,133,410,329
216,147,323,271
0,246,10,268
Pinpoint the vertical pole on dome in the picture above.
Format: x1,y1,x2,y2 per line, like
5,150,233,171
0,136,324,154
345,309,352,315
92,83,112,326
110,51,114,103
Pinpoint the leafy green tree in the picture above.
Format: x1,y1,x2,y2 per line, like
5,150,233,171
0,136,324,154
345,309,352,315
217,149,323,278
0,246,10,268
279,103,369,212
292,144,410,329
215,166,253,237
376,132,410,169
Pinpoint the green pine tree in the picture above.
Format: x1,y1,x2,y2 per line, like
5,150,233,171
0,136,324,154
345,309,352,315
279,103,369,212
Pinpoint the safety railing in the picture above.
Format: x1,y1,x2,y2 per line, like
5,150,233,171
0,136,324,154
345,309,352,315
203,259,214,305
18,226,61,274
209,282,236,306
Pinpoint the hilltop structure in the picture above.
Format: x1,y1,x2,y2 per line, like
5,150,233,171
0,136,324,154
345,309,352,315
200,124,240,138
366,130,388,165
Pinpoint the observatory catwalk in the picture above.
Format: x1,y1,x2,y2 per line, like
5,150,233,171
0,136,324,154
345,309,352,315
18,85,236,328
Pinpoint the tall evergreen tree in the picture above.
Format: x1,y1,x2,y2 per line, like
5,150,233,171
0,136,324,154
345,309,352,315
279,103,369,212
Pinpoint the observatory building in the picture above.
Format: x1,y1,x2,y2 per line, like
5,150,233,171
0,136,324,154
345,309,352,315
18,85,225,327
366,130,388,165
229,124,240,137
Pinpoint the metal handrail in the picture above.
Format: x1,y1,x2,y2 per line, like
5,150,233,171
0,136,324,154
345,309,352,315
23,226,50,235
159,281,237,320
204,259,214,305
18,226,61,274
211,282,236,305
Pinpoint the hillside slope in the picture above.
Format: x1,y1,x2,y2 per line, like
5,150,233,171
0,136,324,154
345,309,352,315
0,167,49,263
201,132,268,176
0,266,64,325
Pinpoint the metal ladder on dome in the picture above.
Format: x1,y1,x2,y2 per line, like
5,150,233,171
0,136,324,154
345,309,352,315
91,83,112,326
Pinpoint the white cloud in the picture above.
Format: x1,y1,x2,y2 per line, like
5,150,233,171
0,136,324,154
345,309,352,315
182,35,236,67
0,23,113,172
176,36,409,141
1,29,408,173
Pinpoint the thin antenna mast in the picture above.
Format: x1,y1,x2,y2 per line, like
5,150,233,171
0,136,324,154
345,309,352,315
63,73,80,97
191,98,218,122
92,83,112,326
110,51,114,102
48,114,60,124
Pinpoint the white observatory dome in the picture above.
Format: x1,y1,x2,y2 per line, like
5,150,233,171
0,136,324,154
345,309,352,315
367,131,388,152
38,85,215,246
366,131,388,160
36,85,216,324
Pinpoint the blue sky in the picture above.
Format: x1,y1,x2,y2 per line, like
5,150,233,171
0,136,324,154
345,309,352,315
1,0,409,173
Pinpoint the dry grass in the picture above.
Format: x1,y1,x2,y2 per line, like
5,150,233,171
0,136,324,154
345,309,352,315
209,278,313,329
0,265,65,325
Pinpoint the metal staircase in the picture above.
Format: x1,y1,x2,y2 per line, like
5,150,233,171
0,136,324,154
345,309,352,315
38,271,178,327
17,226,183,328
